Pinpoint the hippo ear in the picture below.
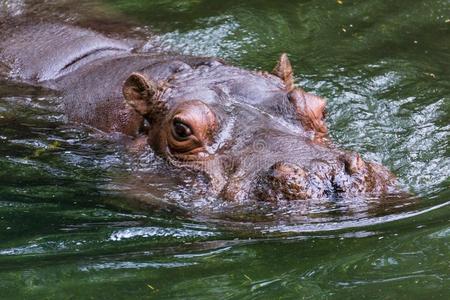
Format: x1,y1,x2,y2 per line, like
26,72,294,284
288,88,328,137
272,53,294,91
122,72,165,118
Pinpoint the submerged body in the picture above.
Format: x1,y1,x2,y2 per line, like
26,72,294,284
0,22,398,202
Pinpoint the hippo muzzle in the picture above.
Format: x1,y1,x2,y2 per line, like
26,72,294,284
214,136,396,202
254,156,396,202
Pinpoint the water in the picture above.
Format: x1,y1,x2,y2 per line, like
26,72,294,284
0,0,449,298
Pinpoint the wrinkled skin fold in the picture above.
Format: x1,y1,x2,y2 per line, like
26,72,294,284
0,22,399,202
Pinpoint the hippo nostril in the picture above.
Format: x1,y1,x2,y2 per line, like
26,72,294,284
269,162,307,180
258,162,312,200
341,152,366,175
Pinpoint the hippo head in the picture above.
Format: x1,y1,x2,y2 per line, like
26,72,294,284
122,54,397,201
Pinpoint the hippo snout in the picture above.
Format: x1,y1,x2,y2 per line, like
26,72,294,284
267,162,313,200
251,151,399,202
255,162,316,201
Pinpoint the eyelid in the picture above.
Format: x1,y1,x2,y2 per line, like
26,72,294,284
173,116,189,124
173,117,194,133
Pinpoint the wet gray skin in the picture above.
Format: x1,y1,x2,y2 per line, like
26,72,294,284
0,22,398,202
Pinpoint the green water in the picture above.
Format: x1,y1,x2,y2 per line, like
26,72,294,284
0,0,449,299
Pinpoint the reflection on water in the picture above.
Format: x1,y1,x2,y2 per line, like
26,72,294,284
144,15,256,60
109,226,216,241
0,0,449,299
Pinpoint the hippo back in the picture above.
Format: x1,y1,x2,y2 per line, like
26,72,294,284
0,22,134,83
0,22,228,135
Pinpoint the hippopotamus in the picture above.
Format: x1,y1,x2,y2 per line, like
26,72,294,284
0,22,398,202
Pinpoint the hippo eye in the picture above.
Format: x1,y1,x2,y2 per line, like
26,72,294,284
167,101,216,157
172,120,193,140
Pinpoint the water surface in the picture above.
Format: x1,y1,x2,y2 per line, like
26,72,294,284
0,0,449,299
